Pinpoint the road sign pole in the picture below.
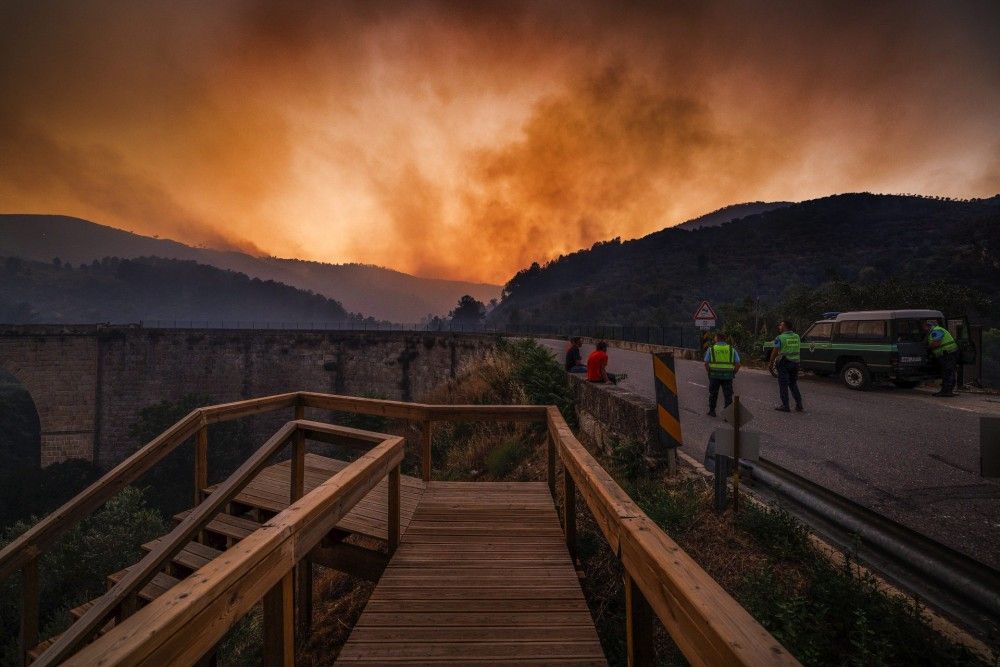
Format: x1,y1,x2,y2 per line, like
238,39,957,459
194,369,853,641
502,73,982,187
732,395,741,513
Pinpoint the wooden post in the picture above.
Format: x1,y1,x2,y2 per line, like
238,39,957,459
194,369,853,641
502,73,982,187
732,395,741,513
290,405,311,636
19,558,39,667
563,469,576,562
546,433,556,498
262,572,294,667
295,560,312,636
194,426,208,506
625,570,655,666
388,465,401,554
421,420,432,483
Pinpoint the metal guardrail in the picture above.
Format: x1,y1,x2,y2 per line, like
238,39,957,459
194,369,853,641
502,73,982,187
749,458,1000,637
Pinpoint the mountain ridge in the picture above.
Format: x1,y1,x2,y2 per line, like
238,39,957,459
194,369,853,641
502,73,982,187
491,193,1000,327
0,215,500,322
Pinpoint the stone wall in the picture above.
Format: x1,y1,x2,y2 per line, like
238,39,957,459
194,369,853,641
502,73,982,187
567,374,666,463
0,326,495,467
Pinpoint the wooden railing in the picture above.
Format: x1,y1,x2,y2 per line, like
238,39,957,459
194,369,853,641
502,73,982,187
1,392,797,666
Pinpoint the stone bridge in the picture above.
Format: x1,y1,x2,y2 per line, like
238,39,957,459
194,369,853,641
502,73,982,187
0,326,494,467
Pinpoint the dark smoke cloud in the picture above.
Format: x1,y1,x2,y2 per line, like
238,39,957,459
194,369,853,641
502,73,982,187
1,1,998,282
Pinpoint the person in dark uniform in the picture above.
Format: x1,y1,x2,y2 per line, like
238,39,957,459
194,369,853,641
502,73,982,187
704,332,740,417
769,319,804,412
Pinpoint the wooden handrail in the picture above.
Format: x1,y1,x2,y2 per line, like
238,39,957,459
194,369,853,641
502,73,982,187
546,406,799,667
62,433,405,666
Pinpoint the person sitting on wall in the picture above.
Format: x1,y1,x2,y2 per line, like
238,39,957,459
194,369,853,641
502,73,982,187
565,336,588,373
586,340,618,384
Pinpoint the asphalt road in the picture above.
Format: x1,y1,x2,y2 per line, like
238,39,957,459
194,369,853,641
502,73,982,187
538,339,1000,570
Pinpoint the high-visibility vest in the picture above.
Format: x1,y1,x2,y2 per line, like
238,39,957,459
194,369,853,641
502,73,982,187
708,343,737,379
777,332,801,362
928,326,958,357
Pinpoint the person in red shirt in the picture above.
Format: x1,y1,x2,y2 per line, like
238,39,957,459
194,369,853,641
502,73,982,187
586,340,617,383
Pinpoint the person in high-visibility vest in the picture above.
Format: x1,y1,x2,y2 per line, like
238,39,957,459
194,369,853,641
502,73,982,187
923,320,959,397
703,332,741,417
769,319,804,412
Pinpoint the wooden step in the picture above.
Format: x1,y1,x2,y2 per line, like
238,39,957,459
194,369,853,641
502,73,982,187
106,569,180,601
28,570,175,664
173,509,261,542
141,538,223,572
28,637,56,662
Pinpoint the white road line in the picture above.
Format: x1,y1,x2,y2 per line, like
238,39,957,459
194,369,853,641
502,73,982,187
688,381,706,388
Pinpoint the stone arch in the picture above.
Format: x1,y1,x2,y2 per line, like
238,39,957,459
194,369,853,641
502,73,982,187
0,333,99,466
0,367,41,468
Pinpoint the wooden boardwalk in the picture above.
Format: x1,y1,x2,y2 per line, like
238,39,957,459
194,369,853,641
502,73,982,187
338,481,606,665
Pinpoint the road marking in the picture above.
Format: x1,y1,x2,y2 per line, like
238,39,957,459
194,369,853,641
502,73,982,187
688,381,706,388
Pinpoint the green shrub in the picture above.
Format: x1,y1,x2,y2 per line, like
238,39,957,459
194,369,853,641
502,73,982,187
484,437,529,478
0,487,164,663
734,503,812,561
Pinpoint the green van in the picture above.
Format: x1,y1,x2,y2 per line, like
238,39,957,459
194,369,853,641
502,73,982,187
764,310,976,390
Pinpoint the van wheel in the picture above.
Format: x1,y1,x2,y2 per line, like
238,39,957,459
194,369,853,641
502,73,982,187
841,362,871,390
893,380,920,389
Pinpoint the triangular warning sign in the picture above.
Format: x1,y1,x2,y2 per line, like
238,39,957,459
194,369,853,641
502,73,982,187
693,300,717,320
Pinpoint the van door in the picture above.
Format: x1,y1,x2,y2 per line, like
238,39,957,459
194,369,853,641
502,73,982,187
893,318,933,377
801,322,834,373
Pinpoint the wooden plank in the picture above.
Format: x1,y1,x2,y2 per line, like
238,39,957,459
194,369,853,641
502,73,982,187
547,432,556,498
262,572,293,667
563,469,576,563
345,626,600,642
421,421,432,482
388,465,400,554
337,640,606,660
194,427,208,506
625,570,654,667
173,511,261,542
354,612,597,627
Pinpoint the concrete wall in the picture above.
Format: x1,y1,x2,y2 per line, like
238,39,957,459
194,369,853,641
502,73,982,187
573,335,699,361
567,374,668,464
0,326,494,467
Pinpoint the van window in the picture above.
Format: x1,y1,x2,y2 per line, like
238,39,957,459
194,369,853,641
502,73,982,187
804,322,833,341
838,320,887,339
837,320,858,337
857,320,887,338
896,318,930,342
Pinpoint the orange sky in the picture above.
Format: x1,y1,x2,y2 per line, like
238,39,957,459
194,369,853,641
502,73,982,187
1,1,998,284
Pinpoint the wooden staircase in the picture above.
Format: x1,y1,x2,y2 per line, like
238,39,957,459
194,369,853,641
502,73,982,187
27,452,424,663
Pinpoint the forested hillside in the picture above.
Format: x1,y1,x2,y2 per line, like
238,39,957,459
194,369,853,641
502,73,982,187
0,256,369,324
491,194,1000,327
